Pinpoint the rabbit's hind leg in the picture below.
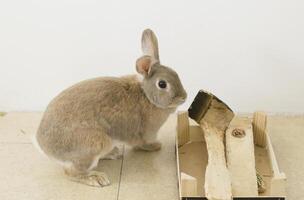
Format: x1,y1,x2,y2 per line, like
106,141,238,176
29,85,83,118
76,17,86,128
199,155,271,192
64,156,110,187
62,128,113,187
102,146,122,160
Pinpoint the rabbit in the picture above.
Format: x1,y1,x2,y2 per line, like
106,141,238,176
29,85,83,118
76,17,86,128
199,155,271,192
34,29,187,187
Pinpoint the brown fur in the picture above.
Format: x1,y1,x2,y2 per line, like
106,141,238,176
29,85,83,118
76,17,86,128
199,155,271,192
35,29,186,187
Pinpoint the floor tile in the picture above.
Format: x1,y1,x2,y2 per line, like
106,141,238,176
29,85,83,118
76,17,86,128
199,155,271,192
118,115,179,200
268,116,304,200
0,141,122,200
0,112,42,144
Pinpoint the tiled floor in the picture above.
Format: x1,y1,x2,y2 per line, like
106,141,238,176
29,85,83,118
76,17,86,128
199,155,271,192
0,112,303,200
0,112,179,200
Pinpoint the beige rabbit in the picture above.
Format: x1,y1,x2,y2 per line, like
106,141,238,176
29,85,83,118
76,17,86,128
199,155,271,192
34,29,187,187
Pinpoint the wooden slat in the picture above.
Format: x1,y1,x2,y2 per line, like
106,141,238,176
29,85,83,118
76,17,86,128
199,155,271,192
226,117,258,196
253,112,267,147
178,111,190,147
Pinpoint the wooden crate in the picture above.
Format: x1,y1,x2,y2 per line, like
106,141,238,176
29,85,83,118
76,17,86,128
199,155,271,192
176,111,286,200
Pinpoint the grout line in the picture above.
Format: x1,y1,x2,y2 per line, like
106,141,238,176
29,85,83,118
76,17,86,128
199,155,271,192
116,145,125,200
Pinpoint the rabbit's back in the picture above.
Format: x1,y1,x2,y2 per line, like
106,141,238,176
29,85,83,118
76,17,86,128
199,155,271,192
36,75,149,157
43,76,141,124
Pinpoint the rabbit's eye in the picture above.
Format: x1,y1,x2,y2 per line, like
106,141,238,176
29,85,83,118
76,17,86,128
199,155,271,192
158,80,167,89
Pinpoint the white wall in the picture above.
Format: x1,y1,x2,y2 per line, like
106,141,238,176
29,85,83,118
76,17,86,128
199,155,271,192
0,0,304,113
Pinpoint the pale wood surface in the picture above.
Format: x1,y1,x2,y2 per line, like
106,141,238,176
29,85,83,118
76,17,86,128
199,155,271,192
201,123,232,200
177,111,189,147
226,117,258,196
181,172,197,197
253,112,267,147
178,141,207,197
178,115,287,198
193,96,234,200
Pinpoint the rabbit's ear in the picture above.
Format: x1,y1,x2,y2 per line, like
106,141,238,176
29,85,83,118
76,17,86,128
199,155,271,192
136,55,158,76
136,55,152,76
141,29,160,61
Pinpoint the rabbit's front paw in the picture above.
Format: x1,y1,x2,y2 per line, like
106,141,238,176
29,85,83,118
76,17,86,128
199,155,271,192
87,171,111,187
134,141,162,151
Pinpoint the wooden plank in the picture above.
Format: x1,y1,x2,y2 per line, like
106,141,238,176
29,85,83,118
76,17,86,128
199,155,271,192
178,111,190,147
253,112,267,147
201,122,232,200
226,117,258,196
265,133,286,196
187,91,234,200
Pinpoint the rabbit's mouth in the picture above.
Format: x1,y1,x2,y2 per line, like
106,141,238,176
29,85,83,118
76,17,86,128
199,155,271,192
146,92,186,109
168,97,186,108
